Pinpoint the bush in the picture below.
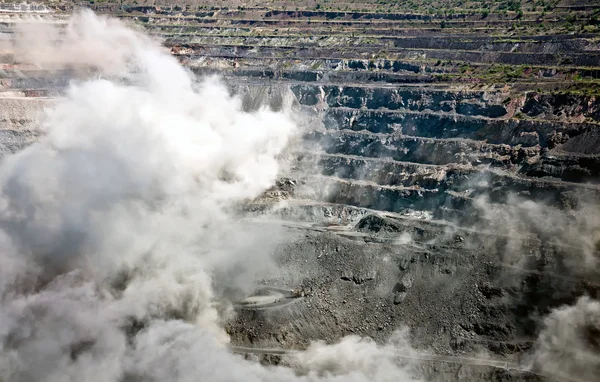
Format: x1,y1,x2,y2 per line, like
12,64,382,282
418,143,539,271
508,0,522,13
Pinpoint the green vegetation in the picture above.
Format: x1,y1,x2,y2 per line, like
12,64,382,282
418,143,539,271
556,83,600,97
77,0,600,96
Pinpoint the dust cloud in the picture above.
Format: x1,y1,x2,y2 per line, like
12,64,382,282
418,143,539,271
0,10,420,382
528,296,600,381
471,191,600,274
467,181,600,380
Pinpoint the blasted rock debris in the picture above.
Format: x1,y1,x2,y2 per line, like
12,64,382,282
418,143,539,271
0,1,600,382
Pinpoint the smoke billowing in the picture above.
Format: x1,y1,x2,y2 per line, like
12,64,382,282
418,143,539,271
471,191,600,275
0,10,420,382
2,8,599,382
469,192,600,379
529,297,600,381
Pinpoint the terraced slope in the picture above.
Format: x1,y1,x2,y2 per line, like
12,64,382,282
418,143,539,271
1,1,599,381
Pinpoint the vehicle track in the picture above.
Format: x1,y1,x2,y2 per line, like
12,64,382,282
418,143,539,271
233,286,304,310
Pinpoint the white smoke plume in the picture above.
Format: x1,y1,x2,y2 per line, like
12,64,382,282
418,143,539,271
467,182,600,381
529,297,600,381
0,10,419,382
471,192,600,275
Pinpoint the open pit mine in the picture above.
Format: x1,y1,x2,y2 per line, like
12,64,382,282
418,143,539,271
0,1,599,382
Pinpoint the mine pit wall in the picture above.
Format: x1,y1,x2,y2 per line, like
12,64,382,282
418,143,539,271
0,66,598,216
271,81,600,216
1,77,598,215
230,75,600,376
1,5,599,379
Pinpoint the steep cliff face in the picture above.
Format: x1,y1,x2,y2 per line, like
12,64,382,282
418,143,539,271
278,81,600,219
210,3,600,380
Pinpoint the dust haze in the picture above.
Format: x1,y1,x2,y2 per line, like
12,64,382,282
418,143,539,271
0,10,420,382
0,9,598,382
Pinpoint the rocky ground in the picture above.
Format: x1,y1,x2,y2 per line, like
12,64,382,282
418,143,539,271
1,1,600,381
